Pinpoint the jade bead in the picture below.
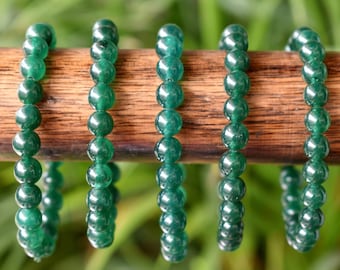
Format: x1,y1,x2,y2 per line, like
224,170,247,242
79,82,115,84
300,208,324,229
13,130,41,157
156,163,184,189
87,210,113,231
302,61,327,84
161,231,187,253
157,24,184,43
87,188,113,212
219,151,246,177
220,24,248,42
90,59,116,84
156,36,183,58
87,227,114,248
160,210,186,234
86,163,113,188
304,82,328,106
107,162,120,183
304,135,329,159
224,97,249,122
14,157,42,184
154,137,182,163
15,183,42,208
43,169,63,190
224,70,250,97
281,190,300,210
23,37,49,59
218,236,242,252
302,159,328,183
15,208,42,230
89,82,115,111
42,190,63,210
304,107,330,134
302,184,326,209
219,200,244,223
155,109,183,136
279,166,301,190
88,111,114,136
300,41,325,63
156,56,184,81
91,40,118,63
220,33,248,51
42,209,60,227
93,27,119,45
218,221,243,239
20,56,46,81
294,227,319,252
219,177,246,201
26,23,56,49
17,228,44,249
294,29,320,51
16,104,41,130
156,82,184,109
93,19,117,32
87,137,114,163
18,79,43,104
158,188,186,212
224,49,249,71
221,123,249,150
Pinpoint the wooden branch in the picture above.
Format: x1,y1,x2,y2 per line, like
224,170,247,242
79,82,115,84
0,48,339,164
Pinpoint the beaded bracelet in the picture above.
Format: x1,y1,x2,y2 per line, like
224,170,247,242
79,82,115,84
217,24,250,251
280,27,330,252
154,24,187,263
86,19,120,248
13,23,63,261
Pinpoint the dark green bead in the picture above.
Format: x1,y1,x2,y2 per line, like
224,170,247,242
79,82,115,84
16,104,41,130
87,227,114,248
18,79,43,104
219,201,244,223
218,221,243,240
220,33,248,51
300,208,324,230
156,36,183,58
42,190,63,210
156,82,184,109
87,210,113,231
302,183,326,209
154,137,182,163
15,183,42,208
156,56,183,81
15,208,42,230
304,107,330,134
93,19,117,31
221,123,249,150
161,231,187,253
89,83,115,111
224,97,249,122
91,40,118,63
156,163,184,189
13,130,40,156
93,21,119,45
14,157,42,184
42,209,60,227
26,23,56,49
158,188,186,212
17,228,42,250
220,25,248,47
86,163,113,188
23,37,49,59
107,162,120,183
161,248,187,264
90,59,116,84
87,187,113,212
87,137,114,163
286,27,310,51
279,166,301,190
219,151,246,177
224,70,250,97
304,82,328,106
302,61,327,84
157,24,184,43
302,159,328,183
219,177,246,201
294,29,320,51
155,109,182,136
304,135,329,159
43,168,63,190
88,111,114,136
20,56,46,81
218,236,242,252
225,49,249,71
294,227,319,252
160,210,186,234
300,41,325,63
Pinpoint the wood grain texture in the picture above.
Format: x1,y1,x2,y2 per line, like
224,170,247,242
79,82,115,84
0,48,339,164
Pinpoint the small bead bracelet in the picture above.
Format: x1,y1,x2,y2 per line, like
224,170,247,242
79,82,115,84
13,23,63,261
217,24,250,251
154,23,187,263
86,19,120,249
281,27,330,252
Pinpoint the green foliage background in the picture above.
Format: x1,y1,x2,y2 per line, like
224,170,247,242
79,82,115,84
0,0,340,269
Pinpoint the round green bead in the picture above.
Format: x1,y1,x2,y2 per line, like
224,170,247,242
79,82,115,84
304,135,329,159
294,227,319,252
161,231,187,253
42,209,60,228
218,221,243,242
219,177,246,202
304,107,330,134
42,190,63,210
90,59,116,84
43,169,63,190
224,97,249,122
304,82,328,106
218,236,242,252
17,228,44,250
221,122,249,150
107,162,120,183
14,157,42,184
220,24,248,41
302,159,328,183
16,104,41,130
300,208,324,229
86,163,113,188
155,109,182,136
154,137,182,163
15,207,42,230
156,163,184,189
93,24,119,45
156,82,184,109
282,190,300,215
87,210,113,231
89,82,115,111
225,49,249,71
302,61,327,84
87,187,113,212
219,200,244,223
224,70,250,97
279,165,301,190
88,111,114,136
157,188,186,212
13,130,41,157
300,41,325,63
15,183,42,208
18,79,43,105
87,227,114,248
87,137,114,163
160,210,186,234
156,36,183,58
220,33,248,51
302,183,326,209
20,56,46,81
23,37,49,59
91,40,118,63
157,24,184,43
26,23,56,49
93,19,117,31
219,151,246,177
294,29,320,51
156,56,184,81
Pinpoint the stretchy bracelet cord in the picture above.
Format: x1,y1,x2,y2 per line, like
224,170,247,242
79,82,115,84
86,19,120,249
217,24,250,251
13,23,63,261
154,23,187,263
280,27,330,252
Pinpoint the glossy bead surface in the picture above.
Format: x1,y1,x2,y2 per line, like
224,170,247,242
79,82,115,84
15,208,42,230
90,59,115,84
89,82,115,111
219,151,246,177
87,137,114,163
220,24,248,40
302,184,326,209
302,61,327,84
15,184,42,208
87,210,113,231
155,109,182,136
87,227,114,248
14,157,42,184
220,33,248,51
16,104,41,130
224,70,250,97
88,111,114,136
156,82,184,109
93,26,119,45
156,36,183,58
222,123,248,150
18,79,43,104
20,56,46,81
302,159,328,183
219,201,244,223
300,41,325,63
86,163,113,188
154,137,182,163
304,135,329,159
156,56,184,81
300,208,324,229
294,29,320,51
160,210,186,234
156,163,184,189
280,166,301,190
224,49,249,71
13,130,40,157
23,37,49,59
157,24,184,43
26,23,56,49
224,97,249,122
219,177,246,201
304,107,330,134
87,188,113,211
91,40,118,63
218,221,243,240
43,169,63,190
42,190,63,210
160,231,187,253
304,82,328,106
158,188,186,212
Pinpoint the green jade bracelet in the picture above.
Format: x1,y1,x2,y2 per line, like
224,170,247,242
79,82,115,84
217,24,250,251
86,19,120,248
281,27,330,252
13,23,63,261
154,24,188,263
